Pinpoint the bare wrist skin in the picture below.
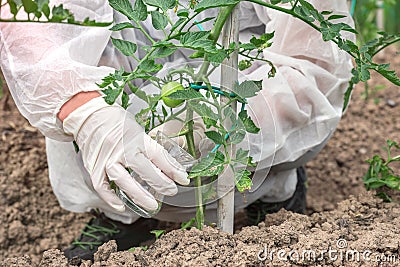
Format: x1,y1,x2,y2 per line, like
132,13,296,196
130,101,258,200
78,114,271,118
58,91,101,122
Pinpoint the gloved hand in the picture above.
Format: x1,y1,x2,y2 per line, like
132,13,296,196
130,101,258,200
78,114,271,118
149,113,213,156
63,96,190,212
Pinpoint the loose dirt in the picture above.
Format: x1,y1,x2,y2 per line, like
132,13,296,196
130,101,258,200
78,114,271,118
0,47,399,266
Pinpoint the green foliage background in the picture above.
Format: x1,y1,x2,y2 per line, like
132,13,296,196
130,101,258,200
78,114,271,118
353,0,400,44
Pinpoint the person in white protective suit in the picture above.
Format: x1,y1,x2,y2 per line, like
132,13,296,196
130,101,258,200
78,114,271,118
0,0,354,261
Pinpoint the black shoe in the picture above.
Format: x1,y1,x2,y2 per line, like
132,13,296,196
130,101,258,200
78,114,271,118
246,166,307,225
64,210,158,261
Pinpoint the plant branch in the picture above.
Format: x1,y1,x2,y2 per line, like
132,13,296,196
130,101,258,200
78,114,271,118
372,37,400,57
0,18,111,26
245,0,358,58
195,4,238,83
134,21,156,44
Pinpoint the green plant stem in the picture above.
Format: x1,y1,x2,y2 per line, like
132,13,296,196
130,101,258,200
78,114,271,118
238,50,274,70
372,37,400,56
245,0,320,31
184,108,204,229
134,21,156,44
185,4,239,228
0,18,112,26
195,4,238,82
244,0,358,59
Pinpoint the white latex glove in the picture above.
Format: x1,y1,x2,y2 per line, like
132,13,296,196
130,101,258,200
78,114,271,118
63,97,190,212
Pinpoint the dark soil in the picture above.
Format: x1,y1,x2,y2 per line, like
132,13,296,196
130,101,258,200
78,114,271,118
0,47,399,266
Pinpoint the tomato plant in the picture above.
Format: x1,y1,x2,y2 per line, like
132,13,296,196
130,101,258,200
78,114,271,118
364,140,400,202
2,0,400,231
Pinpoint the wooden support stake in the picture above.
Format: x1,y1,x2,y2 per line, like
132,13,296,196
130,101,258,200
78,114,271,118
217,5,240,234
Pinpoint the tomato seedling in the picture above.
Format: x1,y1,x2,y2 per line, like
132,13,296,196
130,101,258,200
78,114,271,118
4,0,400,232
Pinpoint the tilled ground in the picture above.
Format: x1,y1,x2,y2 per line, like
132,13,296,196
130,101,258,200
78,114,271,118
16,193,400,267
0,47,399,266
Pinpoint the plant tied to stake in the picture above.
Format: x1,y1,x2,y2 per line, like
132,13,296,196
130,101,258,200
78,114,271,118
3,0,400,230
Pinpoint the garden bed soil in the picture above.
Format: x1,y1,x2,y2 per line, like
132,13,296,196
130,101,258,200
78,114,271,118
0,47,399,266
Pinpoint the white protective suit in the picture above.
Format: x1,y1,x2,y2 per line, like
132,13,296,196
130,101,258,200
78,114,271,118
0,0,354,223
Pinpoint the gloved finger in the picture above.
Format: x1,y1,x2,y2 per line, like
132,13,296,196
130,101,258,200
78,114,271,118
90,173,126,212
141,135,190,185
126,152,179,196
106,163,159,211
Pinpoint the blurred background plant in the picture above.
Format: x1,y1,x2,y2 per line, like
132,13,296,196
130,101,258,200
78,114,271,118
350,0,399,45
348,0,399,101
363,140,400,203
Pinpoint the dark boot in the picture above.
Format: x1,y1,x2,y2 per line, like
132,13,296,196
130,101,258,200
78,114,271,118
245,166,307,225
64,210,158,261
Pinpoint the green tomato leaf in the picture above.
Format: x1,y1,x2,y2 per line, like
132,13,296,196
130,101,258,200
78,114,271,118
359,63,371,82
180,31,217,53
234,169,252,192
235,148,249,163
205,131,224,145
189,151,225,178
109,0,136,20
128,82,149,103
188,101,219,122
239,60,252,71
138,59,162,73
321,10,333,15
189,51,205,59
239,43,257,50
194,0,239,12
109,0,147,21
234,148,257,167
238,110,260,134
134,0,147,21
167,89,204,100
207,49,228,66
152,40,175,48
229,129,246,145
375,64,400,86
233,80,261,98
7,0,18,16
111,38,137,56
270,0,291,4
49,4,74,22
143,0,175,11
110,22,136,31
121,91,130,109
41,3,50,18
327,14,347,20
171,17,187,33
180,31,209,42
177,9,189,17
180,218,195,230
151,46,177,59
250,32,274,50
150,229,166,240
151,11,168,30
22,0,38,13
102,87,122,105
